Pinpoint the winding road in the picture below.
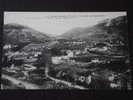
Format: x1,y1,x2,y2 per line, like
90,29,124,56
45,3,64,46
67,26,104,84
45,67,87,89
2,64,87,89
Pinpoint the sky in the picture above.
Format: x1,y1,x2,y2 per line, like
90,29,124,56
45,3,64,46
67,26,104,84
4,12,126,36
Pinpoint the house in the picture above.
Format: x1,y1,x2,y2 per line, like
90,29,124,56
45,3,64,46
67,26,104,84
51,56,63,64
23,64,37,71
22,43,45,53
3,44,11,50
67,50,74,57
24,58,37,63
33,52,42,57
110,83,119,88
89,46,108,53
12,52,28,59
86,75,92,85
75,50,81,55
91,59,100,63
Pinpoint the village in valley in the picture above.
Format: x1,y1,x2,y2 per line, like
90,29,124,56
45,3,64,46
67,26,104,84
1,12,131,89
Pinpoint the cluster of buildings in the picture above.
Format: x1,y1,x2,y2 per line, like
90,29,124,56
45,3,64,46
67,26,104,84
65,41,86,45
51,50,74,64
51,42,111,65
3,43,45,67
2,39,129,89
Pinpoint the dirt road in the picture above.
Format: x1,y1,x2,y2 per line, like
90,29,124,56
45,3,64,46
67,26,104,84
47,75,87,89
45,67,87,89
2,74,40,89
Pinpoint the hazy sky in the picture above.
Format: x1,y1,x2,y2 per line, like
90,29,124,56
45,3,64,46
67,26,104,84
4,12,126,36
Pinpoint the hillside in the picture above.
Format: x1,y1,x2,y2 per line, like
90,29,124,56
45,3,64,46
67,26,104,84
59,16,128,44
3,23,51,44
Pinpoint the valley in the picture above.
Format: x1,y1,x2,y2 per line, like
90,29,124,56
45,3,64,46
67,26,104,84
1,15,131,90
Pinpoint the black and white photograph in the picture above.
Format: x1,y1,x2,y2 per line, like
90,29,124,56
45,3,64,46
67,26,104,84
1,12,131,90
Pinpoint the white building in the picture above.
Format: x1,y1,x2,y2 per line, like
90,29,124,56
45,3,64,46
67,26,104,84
86,75,92,85
75,50,81,55
67,50,74,57
3,44,11,49
51,56,63,64
91,59,100,63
